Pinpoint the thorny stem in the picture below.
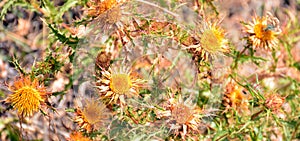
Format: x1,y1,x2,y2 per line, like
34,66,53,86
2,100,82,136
216,133,229,141
12,56,27,75
237,47,248,60
233,45,249,69
207,1,219,16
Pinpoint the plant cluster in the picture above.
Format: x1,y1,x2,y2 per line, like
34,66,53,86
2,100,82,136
0,0,299,140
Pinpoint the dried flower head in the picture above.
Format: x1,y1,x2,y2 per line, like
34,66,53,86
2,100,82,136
95,51,112,70
223,80,252,115
84,0,128,32
5,76,49,117
243,12,281,50
156,93,202,138
74,98,110,132
265,94,285,112
187,21,229,62
96,67,146,105
67,131,91,141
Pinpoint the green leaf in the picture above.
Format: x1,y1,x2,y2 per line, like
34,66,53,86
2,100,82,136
293,62,300,71
46,22,79,49
41,0,56,17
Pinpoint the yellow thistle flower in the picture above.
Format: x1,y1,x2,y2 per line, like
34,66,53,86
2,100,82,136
243,12,281,50
222,80,252,115
67,131,91,141
156,93,202,137
96,67,146,105
187,21,229,61
85,0,117,17
5,76,49,117
85,0,128,17
200,22,229,57
74,98,110,132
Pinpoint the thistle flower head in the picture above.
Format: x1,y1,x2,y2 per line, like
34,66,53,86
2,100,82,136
188,20,230,62
84,0,128,33
199,22,229,57
223,80,252,115
74,98,111,132
95,51,112,70
5,76,49,117
243,12,281,50
156,93,203,138
265,93,285,112
96,67,146,105
171,103,194,124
